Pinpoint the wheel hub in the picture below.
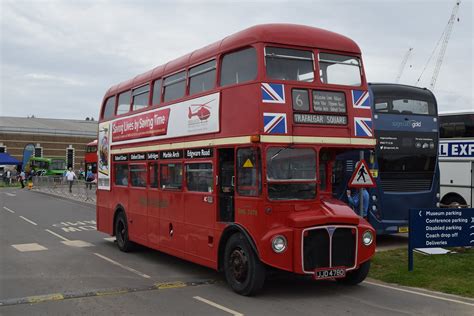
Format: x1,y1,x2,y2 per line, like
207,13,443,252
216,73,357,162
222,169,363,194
230,248,248,283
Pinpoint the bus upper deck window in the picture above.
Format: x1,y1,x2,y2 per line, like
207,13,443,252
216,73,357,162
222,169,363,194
102,96,116,120
163,71,186,103
265,47,314,82
189,60,216,95
132,85,150,111
319,53,361,86
116,91,131,115
220,47,257,87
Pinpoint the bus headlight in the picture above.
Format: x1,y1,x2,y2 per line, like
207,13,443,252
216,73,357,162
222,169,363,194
436,193,440,199
436,202,440,208
362,230,374,246
271,235,287,253
372,205,377,211
372,195,377,202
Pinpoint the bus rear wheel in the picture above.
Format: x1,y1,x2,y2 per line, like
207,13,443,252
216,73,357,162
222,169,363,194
337,260,370,285
224,233,265,296
115,211,133,252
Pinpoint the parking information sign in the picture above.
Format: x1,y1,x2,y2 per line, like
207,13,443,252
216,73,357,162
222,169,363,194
408,208,474,271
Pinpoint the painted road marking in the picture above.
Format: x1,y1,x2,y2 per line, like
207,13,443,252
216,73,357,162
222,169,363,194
193,296,244,316
27,293,64,304
365,281,474,307
3,206,15,213
62,240,94,248
11,243,48,252
154,281,187,290
0,279,216,307
45,229,70,241
5,192,16,197
19,216,38,226
52,220,97,233
93,253,151,279
104,237,116,242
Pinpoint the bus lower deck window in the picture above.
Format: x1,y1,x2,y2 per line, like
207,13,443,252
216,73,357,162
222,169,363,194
160,163,183,189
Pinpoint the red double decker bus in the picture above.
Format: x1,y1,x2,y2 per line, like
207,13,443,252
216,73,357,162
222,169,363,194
96,24,376,295
85,139,98,174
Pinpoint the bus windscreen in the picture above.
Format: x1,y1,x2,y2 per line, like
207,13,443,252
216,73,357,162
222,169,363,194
371,85,437,116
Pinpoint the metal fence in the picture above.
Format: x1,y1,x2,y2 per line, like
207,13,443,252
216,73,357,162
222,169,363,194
32,176,96,204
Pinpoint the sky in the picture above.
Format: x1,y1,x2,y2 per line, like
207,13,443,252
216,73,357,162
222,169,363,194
1,0,472,120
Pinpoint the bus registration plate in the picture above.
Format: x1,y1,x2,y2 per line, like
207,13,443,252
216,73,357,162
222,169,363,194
314,267,346,280
398,226,409,233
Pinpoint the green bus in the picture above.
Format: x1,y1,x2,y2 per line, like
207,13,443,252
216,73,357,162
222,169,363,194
25,157,67,176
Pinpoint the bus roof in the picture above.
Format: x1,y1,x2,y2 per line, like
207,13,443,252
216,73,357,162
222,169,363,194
104,24,361,98
368,82,434,95
439,110,474,116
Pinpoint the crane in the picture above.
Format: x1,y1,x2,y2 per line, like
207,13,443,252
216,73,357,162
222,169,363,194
430,1,461,90
395,47,413,83
415,0,461,90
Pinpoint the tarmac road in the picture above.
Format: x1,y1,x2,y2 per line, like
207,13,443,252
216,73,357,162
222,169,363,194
1,188,473,315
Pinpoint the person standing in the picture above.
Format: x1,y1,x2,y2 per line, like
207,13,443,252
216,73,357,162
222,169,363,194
85,166,95,190
6,170,11,186
346,188,369,218
65,167,77,193
19,170,26,188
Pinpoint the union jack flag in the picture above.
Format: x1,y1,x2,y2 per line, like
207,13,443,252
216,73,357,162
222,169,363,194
261,83,285,103
354,117,373,137
263,113,287,134
352,90,370,109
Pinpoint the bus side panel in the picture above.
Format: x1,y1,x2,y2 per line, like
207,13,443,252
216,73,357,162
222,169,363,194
158,190,185,252
96,191,113,235
128,187,148,244
220,85,260,137
114,187,129,233
184,192,217,262
147,189,160,247
440,161,471,187
440,160,472,204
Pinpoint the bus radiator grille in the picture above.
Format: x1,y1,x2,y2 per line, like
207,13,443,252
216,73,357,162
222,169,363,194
303,227,356,272
380,178,433,192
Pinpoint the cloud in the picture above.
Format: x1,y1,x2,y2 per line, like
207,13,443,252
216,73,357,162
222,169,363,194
23,73,86,87
1,0,472,118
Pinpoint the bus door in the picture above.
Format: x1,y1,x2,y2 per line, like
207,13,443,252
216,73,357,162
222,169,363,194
218,148,235,222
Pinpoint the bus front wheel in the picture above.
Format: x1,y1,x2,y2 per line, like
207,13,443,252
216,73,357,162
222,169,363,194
115,211,134,252
337,260,370,285
224,233,265,296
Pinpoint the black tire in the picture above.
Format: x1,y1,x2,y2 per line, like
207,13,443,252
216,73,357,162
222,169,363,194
337,260,370,285
115,211,134,252
442,195,467,208
224,233,265,296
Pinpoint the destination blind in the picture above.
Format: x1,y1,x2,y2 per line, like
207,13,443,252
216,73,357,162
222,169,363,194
294,113,347,125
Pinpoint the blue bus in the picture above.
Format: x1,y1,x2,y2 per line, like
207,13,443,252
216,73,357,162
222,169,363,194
334,83,440,234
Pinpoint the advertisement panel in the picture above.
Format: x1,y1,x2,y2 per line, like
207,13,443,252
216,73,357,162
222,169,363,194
98,122,111,190
111,93,220,146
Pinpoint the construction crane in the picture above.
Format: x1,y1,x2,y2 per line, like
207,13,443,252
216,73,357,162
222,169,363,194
415,0,461,90
395,47,413,83
430,1,461,90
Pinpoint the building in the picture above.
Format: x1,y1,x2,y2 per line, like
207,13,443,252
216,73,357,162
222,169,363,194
0,116,97,171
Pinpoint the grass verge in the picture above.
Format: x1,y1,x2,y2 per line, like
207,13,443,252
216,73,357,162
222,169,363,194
369,247,474,298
